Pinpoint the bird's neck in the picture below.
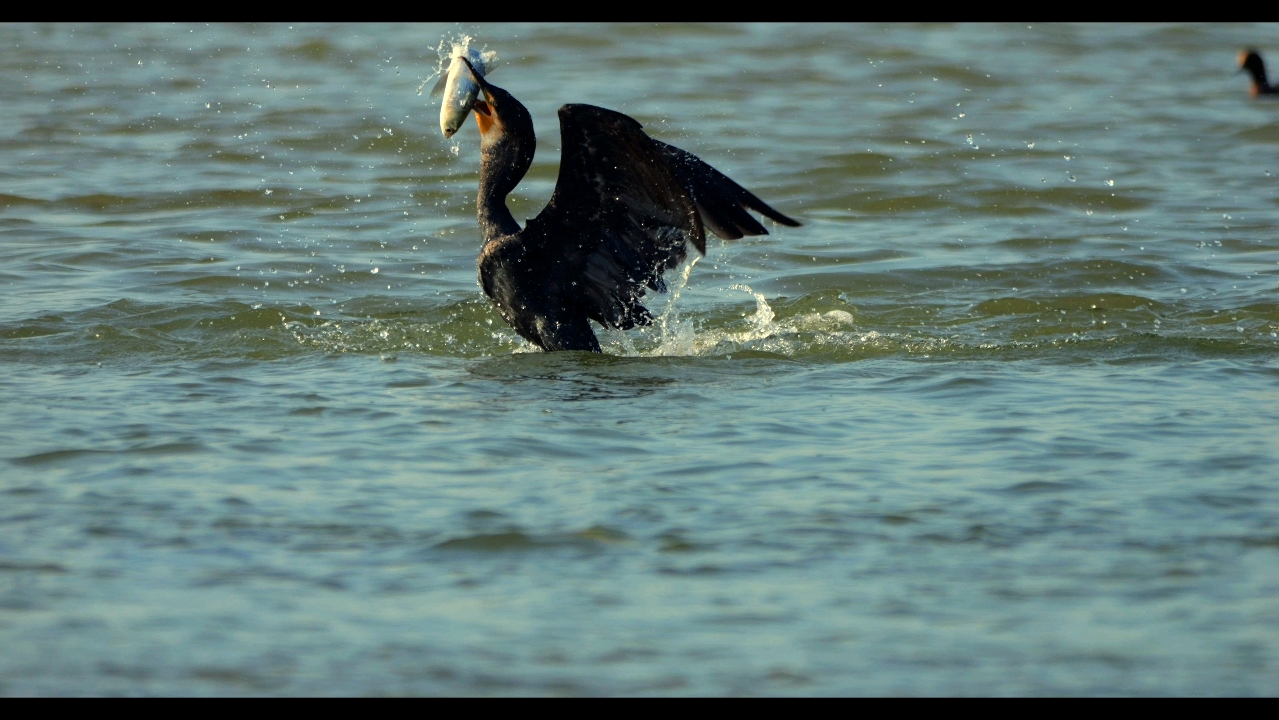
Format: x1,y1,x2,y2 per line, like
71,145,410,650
477,140,530,240
1249,65,1272,95
477,179,520,240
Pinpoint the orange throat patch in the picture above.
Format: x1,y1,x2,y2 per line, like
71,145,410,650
473,101,497,137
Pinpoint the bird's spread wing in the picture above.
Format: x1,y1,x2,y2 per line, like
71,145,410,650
527,103,796,331
527,104,700,330
656,140,801,241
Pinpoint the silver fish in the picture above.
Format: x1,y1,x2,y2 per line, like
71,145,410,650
431,43,497,138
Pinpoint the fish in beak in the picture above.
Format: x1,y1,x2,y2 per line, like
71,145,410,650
433,43,497,138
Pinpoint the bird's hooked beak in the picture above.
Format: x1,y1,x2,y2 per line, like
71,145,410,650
461,58,497,135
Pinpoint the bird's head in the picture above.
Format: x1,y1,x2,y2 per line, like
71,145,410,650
462,57,534,152
1239,49,1266,76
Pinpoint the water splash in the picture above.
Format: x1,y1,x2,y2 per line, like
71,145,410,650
417,34,496,98
728,283,777,340
418,35,469,96
647,256,700,356
599,263,881,359
600,255,700,356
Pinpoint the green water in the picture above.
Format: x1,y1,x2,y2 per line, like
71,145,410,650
1,23,1278,695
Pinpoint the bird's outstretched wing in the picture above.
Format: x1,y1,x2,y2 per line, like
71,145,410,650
526,103,796,330
656,140,801,242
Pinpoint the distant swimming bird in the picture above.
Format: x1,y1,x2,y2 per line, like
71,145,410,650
1238,49,1279,97
454,58,799,353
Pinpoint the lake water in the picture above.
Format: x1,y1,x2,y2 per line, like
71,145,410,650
2,23,1278,695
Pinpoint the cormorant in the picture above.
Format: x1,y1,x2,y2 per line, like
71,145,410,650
1239,49,1279,97
457,58,800,352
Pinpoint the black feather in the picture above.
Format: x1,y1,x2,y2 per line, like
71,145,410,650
474,97,799,353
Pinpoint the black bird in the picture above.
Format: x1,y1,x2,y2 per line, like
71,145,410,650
457,58,799,352
1239,49,1279,97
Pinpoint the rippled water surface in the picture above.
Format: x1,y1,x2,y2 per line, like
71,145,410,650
2,23,1279,695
